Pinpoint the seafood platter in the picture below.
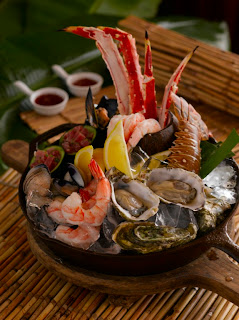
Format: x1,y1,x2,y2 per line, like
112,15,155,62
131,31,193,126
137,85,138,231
19,26,239,279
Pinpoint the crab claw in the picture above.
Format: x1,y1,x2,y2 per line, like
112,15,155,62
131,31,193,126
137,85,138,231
99,27,144,114
159,46,198,128
143,30,157,120
63,26,129,115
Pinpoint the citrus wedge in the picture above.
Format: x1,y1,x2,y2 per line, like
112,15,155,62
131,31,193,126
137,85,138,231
104,120,133,178
148,150,171,170
74,145,94,185
93,148,105,172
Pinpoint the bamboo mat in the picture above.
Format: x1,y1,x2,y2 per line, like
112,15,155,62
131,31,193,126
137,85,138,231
1,170,239,319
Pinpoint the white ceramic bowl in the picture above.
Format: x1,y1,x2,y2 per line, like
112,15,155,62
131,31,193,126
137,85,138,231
14,81,69,116
30,87,69,116
52,65,103,97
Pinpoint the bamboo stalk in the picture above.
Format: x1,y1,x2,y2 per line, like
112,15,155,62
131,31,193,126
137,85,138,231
152,288,186,319
177,289,207,320
184,291,217,320
79,293,106,320
73,292,100,320
30,281,73,320
28,279,66,320
203,296,224,320
89,297,110,320
214,301,235,320
25,275,60,319
164,287,198,320
43,285,77,320
103,305,123,320
12,273,57,320
98,303,116,320
128,295,155,320
224,305,238,320
120,295,148,320
138,293,165,320
56,286,83,320
64,289,90,320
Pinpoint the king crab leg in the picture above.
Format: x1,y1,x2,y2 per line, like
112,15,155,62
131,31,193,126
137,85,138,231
158,46,198,128
143,31,157,120
63,26,129,115
99,27,144,114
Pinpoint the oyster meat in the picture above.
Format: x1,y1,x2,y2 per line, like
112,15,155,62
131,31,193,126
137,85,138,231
147,167,205,210
112,221,197,254
111,178,160,221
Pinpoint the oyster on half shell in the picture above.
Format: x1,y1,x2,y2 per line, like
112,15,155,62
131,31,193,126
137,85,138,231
147,167,205,211
111,178,160,221
112,221,197,254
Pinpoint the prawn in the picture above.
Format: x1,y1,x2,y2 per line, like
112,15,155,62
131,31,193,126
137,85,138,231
107,113,145,143
47,197,66,225
55,224,100,249
127,119,161,151
61,159,111,226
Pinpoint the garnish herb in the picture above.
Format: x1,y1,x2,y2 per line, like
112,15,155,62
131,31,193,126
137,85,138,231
200,128,239,179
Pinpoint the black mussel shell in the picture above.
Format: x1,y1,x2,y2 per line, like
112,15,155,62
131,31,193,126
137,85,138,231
137,112,178,156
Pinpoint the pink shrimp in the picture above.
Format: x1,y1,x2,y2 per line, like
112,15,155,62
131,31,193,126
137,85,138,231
127,119,161,151
47,197,66,224
60,159,111,226
107,113,145,143
55,224,100,249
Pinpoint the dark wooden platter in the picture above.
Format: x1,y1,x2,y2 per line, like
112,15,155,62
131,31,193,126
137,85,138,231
2,139,239,307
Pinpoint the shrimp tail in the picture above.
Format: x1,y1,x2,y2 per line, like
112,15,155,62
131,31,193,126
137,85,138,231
88,159,105,180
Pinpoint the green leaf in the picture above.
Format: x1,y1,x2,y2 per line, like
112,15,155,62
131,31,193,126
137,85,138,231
154,16,230,51
89,0,162,18
200,129,239,179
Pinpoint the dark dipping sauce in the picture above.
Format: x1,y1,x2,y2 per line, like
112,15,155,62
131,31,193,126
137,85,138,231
35,94,63,106
73,78,97,86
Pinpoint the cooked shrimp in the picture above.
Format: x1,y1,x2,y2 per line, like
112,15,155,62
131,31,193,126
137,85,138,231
127,119,161,151
47,197,66,224
107,113,145,143
55,224,100,249
61,159,111,226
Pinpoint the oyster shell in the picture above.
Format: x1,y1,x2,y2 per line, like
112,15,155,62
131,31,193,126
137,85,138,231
147,167,205,210
111,178,160,221
112,221,197,254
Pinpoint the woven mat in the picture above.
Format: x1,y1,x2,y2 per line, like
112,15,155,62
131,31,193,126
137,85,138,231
1,170,239,319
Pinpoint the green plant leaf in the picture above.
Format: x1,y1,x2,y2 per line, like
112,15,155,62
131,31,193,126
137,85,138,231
89,0,162,18
200,129,239,179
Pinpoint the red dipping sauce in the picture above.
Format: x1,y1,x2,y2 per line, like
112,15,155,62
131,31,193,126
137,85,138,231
73,78,97,86
35,94,63,106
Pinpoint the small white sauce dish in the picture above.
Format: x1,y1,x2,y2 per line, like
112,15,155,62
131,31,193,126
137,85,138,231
14,81,69,116
52,64,103,97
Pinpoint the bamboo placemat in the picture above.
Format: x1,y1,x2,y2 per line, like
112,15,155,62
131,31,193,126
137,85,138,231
1,169,239,319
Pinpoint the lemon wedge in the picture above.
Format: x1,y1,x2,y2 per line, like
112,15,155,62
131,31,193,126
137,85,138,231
148,150,171,170
104,120,133,178
74,145,94,185
93,148,105,172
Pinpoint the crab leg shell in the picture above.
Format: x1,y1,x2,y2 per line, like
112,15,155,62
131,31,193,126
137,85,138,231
159,46,198,128
99,27,144,114
143,31,157,120
63,26,129,115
